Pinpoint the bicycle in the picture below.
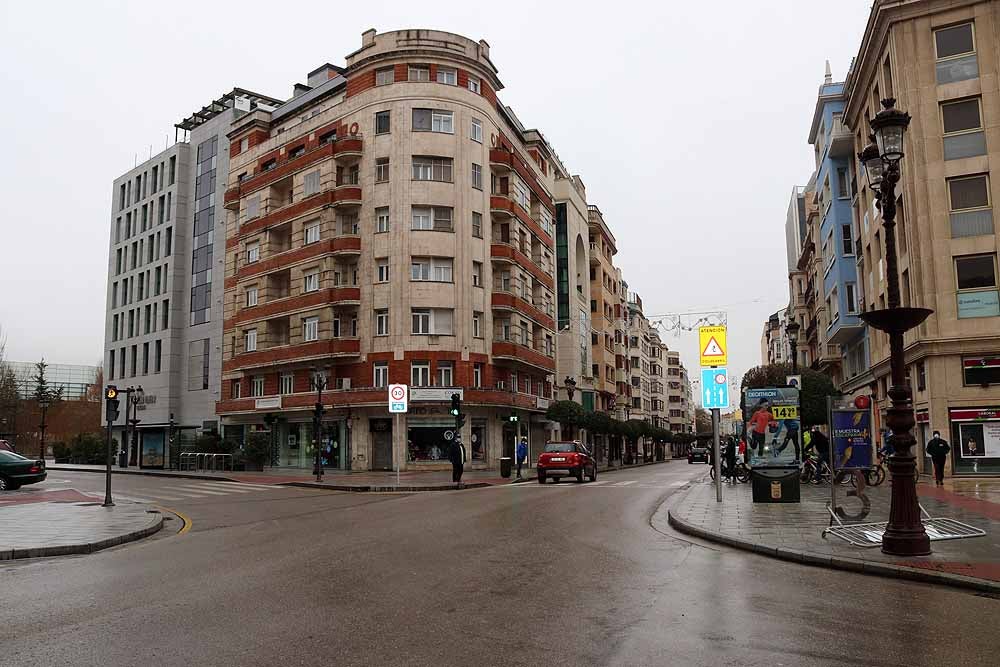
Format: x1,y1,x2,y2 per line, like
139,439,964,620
800,455,851,485
709,460,751,483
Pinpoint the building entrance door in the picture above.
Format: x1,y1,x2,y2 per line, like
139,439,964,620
372,419,393,470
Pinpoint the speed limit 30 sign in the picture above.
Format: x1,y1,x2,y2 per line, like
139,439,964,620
389,384,408,413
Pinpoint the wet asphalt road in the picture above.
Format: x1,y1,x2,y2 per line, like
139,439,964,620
1,463,997,666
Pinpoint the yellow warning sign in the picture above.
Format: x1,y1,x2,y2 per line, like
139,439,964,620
699,326,728,367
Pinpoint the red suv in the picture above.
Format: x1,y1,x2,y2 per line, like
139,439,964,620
537,441,597,484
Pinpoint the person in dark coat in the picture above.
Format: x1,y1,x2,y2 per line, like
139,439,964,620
810,426,830,482
449,436,466,486
724,436,737,482
926,431,951,486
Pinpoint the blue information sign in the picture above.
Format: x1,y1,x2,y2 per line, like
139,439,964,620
701,368,730,410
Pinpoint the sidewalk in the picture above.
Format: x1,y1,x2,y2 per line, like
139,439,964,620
0,488,163,560
47,457,678,491
667,473,1000,593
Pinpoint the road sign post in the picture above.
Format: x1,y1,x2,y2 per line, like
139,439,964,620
712,408,722,502
388,384,408,486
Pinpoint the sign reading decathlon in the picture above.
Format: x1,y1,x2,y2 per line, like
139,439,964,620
388,384,408,413
699,325,728,367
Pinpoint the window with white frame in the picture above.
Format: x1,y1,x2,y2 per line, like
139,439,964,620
247,196,260,220
408,66,430,82
472,163,483,190
471,118,483,143
251,376,264,397
375,158,389,183
377,258,390,283
305,222,320,245
841,224,854,256
411,361,430,386
231,379,241,399
512,175,530,210
244,329,257,352
823,230,834,271
303,171,320,197
374,362,389,387
375,207,390,233
375,309,389,336
472,212,483,238
433,207,453,231
845,282,859,314
437,362,453,386
472,261,482,287
412,309,430,334
432,110,454,133
837,168,850,199
538,208,553,237
303,270,320,293
245,286,258,308
246,242,260,264
436,67,456,85
410,257,453,282
412,156,453,182
331,318,341,338
375,111,390,134
830,287,840,323
473,311,482,338
473,363,482,387
303,316,319,342
280,373,294,394
468,77,480,93
411,206,453,231
376,67,394,86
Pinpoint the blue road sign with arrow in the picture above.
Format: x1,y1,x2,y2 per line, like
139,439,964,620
701,367,730,410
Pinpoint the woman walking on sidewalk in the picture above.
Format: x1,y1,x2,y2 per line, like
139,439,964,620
926,431,951,486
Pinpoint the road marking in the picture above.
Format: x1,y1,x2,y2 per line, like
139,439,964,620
156,506,193,535
186,483,254,494
612,480,637,486
174,486,230,496
134,493,187,501
587,480,610,486
200,481,278,490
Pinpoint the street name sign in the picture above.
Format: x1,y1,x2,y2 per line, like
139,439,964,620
701,367,730,410
388,384,408,413
699,325,728,367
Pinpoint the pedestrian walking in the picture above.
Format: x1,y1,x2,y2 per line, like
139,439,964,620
724,436,737,482
449,436,466,487
926,431,950,486
515,437,528,480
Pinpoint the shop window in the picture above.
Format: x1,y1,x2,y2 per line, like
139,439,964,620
963,356,1000,386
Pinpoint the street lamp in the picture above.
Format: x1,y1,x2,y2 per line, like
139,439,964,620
857,98,932,557
128,386,144,467
37,396,50,461
564,376,577,402
785,320,801,374
310,367,329,483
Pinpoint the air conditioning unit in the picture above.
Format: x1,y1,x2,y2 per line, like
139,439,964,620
335,377,351,390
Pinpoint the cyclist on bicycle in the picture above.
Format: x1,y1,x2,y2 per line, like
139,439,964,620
810,426,830,482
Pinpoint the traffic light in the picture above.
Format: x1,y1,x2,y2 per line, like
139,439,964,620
105,385,120,422
450,393,461,417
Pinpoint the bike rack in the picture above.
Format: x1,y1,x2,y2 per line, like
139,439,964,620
177,452,233,472
823,504,987,547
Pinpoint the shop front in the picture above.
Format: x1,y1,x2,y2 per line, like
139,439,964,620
949,407,1000,475
406,416,488,467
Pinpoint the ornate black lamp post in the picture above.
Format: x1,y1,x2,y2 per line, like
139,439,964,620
564,376,577,401
310,367,328,483
857,98,932,556
37,396,50,461
785,320,800,374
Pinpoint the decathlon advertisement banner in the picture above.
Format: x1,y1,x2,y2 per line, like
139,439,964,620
831,408,873,470
744,387,800,467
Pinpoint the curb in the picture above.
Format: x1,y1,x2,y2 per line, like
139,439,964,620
1,511,164,561
509,457,676,484
47,466,240,483
666,507,1000,595
282,481,491,492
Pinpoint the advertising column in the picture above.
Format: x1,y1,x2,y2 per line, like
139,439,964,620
745,386,801,503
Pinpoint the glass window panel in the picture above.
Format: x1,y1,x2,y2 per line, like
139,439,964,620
936,23,974,59
956,255,997,289
942,99,981,133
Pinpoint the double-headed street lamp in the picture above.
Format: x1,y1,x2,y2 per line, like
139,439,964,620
37,396,51,461
857,98,932,557
785,320,800,374
310,367,329,483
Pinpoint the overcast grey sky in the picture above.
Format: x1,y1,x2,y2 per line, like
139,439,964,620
0,0,871,384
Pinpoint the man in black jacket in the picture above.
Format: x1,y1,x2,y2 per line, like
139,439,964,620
926,431,951,486
449,436,466,487
810,426,830,482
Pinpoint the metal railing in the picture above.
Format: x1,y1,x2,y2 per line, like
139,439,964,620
179,452,233,472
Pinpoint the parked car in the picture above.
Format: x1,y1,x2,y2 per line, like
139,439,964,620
537,441,597,484
0,450,47,491
687,446,709,464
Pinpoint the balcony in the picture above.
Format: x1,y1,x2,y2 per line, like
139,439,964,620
490,194,553,247
228,135,365,201
330,235,361,256
489,147,514,173
232,287,361,327
489,241,555,290
236,237,361,282
332,184,362,207
827,315,866,346
224,338,361,372
492,332,555,373
491,291,555,330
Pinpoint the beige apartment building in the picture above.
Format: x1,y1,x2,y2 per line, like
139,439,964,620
217,29,561,471
587,205,624,416
844,0,1000,475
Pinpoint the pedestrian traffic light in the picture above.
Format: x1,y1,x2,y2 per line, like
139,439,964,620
450,393,461,417
105,385,118,400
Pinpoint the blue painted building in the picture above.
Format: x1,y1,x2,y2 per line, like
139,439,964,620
806,67,868,387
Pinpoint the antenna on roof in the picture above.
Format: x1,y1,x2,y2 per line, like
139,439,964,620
824,60,832,85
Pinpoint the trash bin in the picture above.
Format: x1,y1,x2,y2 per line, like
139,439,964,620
751,466,800,503
500,457,513,478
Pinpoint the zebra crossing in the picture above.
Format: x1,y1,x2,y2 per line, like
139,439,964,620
505,477,691,490
116,481,279,504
